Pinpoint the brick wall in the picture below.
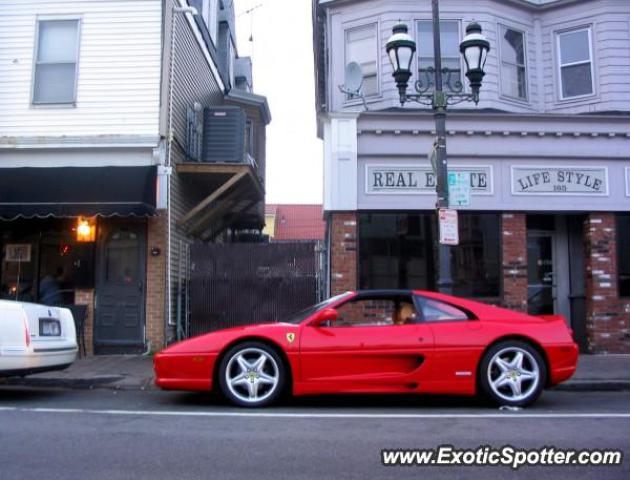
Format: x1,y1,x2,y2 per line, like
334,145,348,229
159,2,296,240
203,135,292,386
329,212,358,295
501,213,527,312
584,213,630,353
74,288,94,356
145,212,167,351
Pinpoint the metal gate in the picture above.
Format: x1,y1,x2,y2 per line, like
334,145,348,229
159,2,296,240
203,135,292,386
189,241,325,336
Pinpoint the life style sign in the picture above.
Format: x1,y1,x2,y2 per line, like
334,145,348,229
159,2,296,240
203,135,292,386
366,165,491,194
511,166,608,195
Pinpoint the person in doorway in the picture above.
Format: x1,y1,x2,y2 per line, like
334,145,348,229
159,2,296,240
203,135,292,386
39,266,63,305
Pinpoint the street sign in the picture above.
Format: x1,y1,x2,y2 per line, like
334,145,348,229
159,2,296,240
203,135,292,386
438,208,459,245
448,171,471,206
428,138,438,175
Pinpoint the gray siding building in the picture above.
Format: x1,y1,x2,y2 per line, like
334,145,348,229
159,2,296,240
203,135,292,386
313,0,630,353
0,0,270,353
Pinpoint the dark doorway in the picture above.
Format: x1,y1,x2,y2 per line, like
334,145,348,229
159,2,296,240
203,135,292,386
527,231,555,315
526,214,587,351
94,220,146,354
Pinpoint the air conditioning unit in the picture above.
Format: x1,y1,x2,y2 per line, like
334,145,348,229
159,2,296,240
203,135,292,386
202,106,246,164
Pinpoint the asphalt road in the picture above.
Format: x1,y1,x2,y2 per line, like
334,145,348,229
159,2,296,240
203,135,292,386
0,387,628,480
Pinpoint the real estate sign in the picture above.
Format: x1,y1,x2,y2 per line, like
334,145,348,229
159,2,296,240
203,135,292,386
366,165,492,195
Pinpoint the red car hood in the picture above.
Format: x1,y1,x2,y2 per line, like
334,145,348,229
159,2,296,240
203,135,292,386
158,322,296,355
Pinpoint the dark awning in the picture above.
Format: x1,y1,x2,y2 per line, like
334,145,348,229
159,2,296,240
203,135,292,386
0,166,157,220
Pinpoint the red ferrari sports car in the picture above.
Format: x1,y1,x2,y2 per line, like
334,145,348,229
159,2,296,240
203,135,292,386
154,290,578,408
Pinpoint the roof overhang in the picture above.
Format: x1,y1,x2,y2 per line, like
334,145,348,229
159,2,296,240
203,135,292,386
225,90,271,125
316,0,582,8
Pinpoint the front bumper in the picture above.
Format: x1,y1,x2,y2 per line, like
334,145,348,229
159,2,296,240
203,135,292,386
153,351,218,392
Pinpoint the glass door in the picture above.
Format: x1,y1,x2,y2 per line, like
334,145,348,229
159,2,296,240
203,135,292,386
527,232,555,315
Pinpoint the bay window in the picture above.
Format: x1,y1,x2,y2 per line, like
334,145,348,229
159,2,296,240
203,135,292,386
417,20,461,90
500,25,527,100
556,27,594,99
345,24,378,97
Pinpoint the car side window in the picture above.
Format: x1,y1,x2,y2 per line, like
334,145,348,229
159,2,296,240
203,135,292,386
417,297,469,322
334,297,419,327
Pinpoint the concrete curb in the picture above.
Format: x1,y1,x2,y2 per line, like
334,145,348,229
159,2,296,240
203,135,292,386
4,377,630,393
553,380,630,392
2,376,156,391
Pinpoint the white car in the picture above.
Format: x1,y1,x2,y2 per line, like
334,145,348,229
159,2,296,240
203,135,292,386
0,300,78,377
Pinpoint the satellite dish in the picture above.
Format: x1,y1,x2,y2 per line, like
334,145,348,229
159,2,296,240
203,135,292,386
344,62,364,94
338,61,369,110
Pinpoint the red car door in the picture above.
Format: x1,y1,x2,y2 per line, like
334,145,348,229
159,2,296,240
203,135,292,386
416,295,489,395
298,295,434,394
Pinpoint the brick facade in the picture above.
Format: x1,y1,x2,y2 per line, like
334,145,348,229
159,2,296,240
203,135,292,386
584,213,630,353
329,212,358,295
72,213,167,355
74,288,94,356
145,212,167,351
327,210,630,353
501,213,528,312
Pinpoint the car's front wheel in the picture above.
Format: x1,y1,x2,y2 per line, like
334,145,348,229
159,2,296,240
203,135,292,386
218,342,286,407
479,340,546,407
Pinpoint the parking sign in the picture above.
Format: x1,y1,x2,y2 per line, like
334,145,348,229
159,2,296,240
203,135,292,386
448,171,471,206
438,208,459,246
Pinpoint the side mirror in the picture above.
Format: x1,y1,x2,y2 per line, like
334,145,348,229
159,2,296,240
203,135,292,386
310,308,338,326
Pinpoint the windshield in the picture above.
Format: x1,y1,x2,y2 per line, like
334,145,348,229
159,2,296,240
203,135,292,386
281,293,352,324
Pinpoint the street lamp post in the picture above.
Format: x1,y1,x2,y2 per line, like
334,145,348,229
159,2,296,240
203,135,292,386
386,1,490,294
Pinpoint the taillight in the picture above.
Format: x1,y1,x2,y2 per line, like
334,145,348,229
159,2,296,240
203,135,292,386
23,315,30,347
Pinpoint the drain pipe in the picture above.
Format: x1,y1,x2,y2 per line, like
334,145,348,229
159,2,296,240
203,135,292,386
165,2,198,343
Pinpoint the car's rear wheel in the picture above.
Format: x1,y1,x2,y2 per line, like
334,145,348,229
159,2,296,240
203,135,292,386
479,340,546,407
218,342,285,407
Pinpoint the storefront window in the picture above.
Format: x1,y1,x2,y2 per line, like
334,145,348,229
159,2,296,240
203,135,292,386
1,235,38,302
618,215,630,297
451,214,501,298
359,213,435,290
358,212,500,298
1,219,95,305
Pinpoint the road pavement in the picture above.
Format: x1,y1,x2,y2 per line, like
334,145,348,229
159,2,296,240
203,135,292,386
0,387,628,480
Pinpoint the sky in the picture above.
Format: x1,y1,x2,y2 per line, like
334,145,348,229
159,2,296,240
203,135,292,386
234,0,323,205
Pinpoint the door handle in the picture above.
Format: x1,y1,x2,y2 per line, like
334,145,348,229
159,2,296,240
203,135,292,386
418,337,425,342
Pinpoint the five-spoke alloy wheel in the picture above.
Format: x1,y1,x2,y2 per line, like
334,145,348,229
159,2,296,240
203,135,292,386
218,342,286,407
479,340,546,407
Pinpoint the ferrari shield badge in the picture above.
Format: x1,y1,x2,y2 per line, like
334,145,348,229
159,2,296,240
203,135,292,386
286,332,296,343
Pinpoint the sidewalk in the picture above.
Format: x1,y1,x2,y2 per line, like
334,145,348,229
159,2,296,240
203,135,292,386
2,355,155,390
553,354,630,392
2,354,630,392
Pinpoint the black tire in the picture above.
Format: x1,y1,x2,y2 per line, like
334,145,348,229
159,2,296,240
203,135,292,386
478,340,547,408
218,341,286,408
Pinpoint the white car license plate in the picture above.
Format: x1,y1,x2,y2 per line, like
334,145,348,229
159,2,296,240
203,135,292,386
40,318,61,336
